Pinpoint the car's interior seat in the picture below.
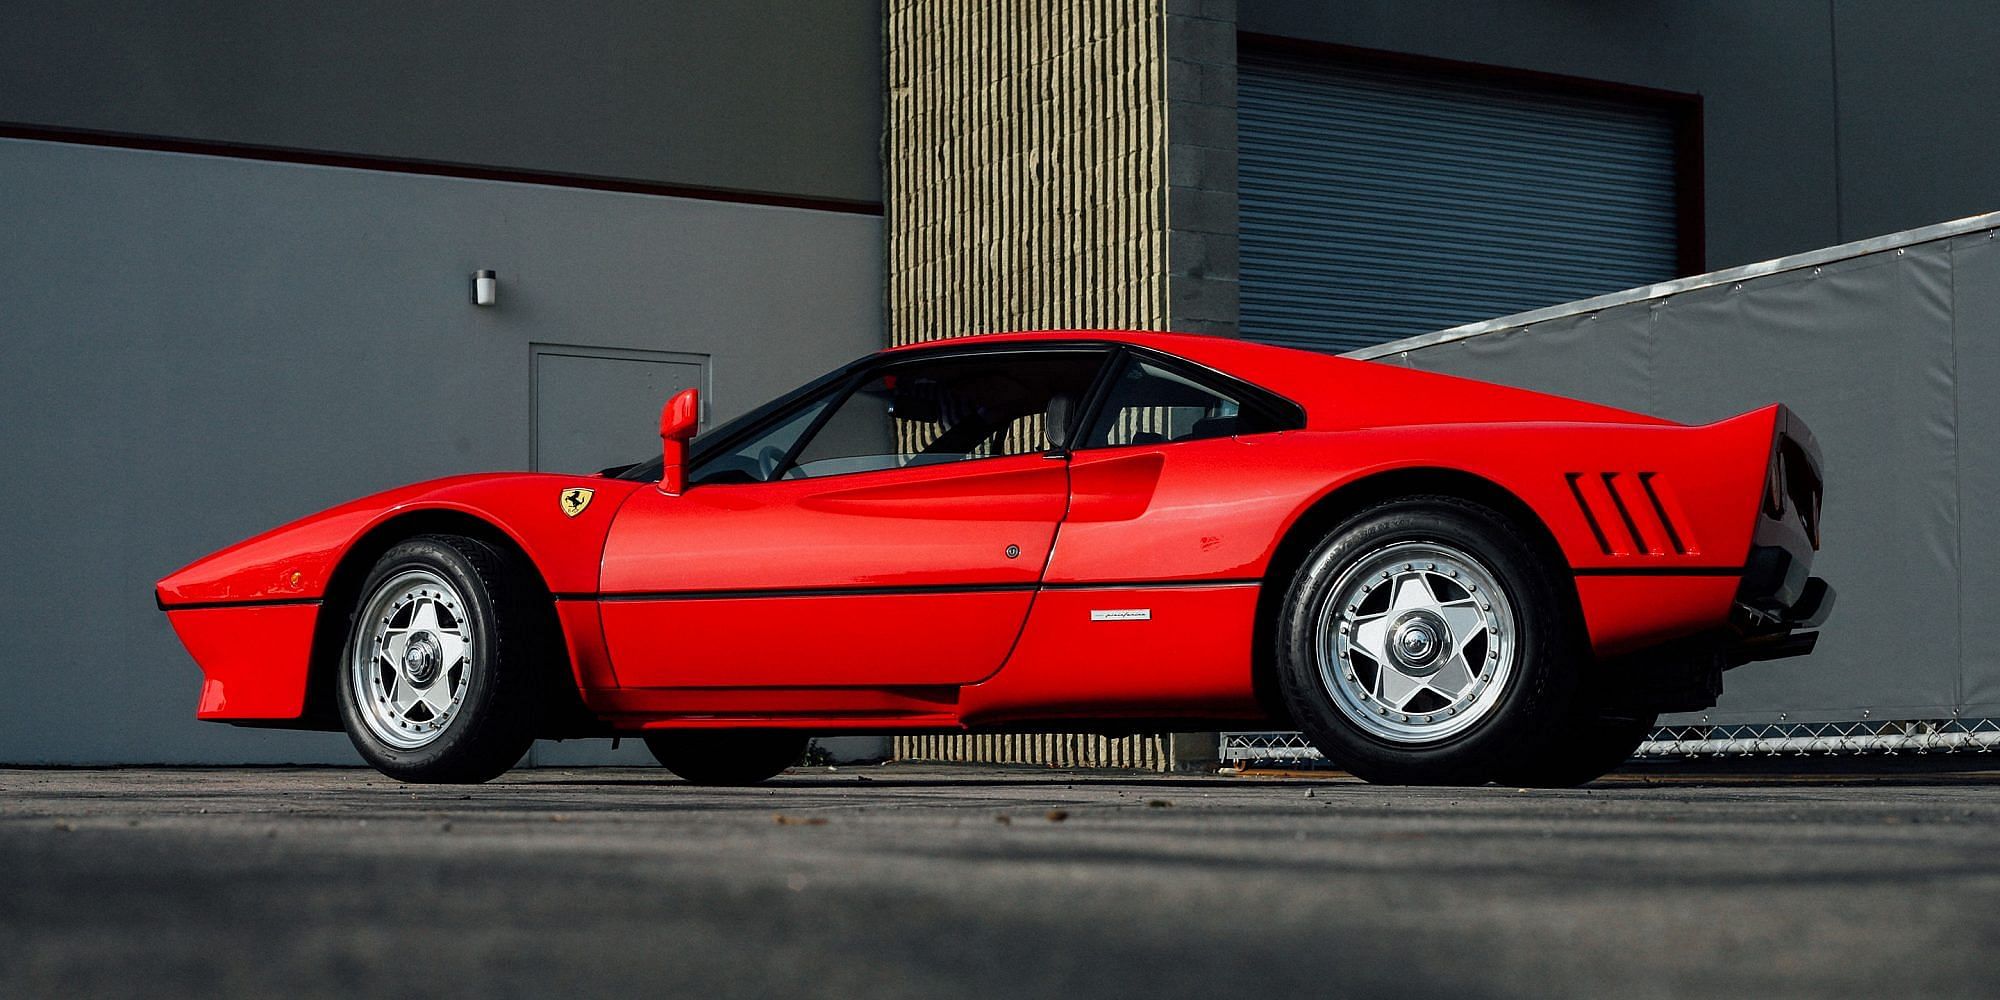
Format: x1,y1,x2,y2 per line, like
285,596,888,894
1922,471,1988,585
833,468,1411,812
1044,392,1075,450
1190,414,1239,440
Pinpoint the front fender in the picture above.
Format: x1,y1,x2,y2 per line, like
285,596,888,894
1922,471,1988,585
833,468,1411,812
155,473,644,607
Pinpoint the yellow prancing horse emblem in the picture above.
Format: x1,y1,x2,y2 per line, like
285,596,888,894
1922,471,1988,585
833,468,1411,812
560,487,595,518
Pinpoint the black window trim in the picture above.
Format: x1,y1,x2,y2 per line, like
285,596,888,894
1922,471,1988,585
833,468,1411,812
1070,344,1307,453
642,337,1306,486
760,366,873,483
695,341,1119,486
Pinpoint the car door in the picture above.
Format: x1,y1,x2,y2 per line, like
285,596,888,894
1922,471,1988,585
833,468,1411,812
598,346,1110,689
964,350,1305,721
1048,349,1305,586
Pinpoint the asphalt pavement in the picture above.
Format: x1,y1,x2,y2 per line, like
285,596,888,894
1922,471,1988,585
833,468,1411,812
4,763,1999,999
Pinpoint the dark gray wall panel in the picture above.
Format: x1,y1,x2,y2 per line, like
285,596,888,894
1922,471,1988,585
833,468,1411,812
531,348,707,476
1240,0,1838,271
0,137,883,763
0,1,883,203
1830,1,2000,243
1243,1,2000,270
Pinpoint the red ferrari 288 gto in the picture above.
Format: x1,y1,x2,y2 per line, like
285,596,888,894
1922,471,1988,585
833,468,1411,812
157,330,1831,786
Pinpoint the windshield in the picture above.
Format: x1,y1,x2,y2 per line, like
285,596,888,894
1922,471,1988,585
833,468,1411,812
609,362,859,483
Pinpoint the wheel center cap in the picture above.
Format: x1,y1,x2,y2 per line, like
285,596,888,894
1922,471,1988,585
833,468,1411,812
404,632,442,685
1388,610,1450,675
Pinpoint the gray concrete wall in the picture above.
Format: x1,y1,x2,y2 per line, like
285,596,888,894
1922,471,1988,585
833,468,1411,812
0,0,884,204
0,137,884,763
1239,0,2000,273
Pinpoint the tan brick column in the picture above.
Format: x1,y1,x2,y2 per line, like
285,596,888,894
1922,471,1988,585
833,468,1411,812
884,1,1241,771
887,0,1169,344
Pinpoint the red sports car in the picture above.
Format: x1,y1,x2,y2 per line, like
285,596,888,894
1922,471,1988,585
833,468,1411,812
156,330,1831,786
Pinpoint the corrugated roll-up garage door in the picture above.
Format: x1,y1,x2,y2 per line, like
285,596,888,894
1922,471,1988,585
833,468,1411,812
1238,53,1683,352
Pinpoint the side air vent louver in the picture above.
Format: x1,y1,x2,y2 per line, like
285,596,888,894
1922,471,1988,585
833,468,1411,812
1637,472,1689,555
1565,472,1614,555
1567,471,1698,558
1600,472,1650,554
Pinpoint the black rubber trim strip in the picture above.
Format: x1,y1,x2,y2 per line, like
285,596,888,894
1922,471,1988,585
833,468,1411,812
1571,566,1744,577
598,583,1038,602
159,597,324,612
0,122,884,216
583,578,1262,603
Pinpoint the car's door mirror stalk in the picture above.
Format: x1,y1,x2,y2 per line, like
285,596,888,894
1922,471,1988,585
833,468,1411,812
659,387,700,495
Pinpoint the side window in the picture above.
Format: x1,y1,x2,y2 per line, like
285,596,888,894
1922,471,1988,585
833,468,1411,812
778,351,1107,480
688,394,836,486
1082,356,1276,449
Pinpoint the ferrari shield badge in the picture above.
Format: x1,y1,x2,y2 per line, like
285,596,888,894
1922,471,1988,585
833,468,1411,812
559,487,595,518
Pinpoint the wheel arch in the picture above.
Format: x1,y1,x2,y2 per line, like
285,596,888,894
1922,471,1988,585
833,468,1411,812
1248,466,1579,720
301,508,584,734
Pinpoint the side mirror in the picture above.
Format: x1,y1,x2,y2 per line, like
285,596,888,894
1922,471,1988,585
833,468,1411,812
658,387,700,495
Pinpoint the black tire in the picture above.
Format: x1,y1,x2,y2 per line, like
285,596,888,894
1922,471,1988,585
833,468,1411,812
644,732,811,786
1274,496,1586,785
1490,711,1657,788
335,534,541,783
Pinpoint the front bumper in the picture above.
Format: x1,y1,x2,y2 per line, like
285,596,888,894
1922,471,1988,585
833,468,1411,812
162,601,320,721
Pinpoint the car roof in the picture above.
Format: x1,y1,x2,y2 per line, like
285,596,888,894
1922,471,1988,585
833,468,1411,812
882,328,1249,357
881,329,1672,430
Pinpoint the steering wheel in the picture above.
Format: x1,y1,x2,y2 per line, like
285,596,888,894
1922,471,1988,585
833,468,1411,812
757,445,788,480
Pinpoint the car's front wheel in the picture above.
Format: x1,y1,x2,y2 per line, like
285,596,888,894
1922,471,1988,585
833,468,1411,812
335,534,540,783
644,732,811,785
1275,497,1584,785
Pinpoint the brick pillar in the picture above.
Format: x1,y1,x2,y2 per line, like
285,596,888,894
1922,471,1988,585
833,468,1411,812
886,0,1170,345
884,1,1241,772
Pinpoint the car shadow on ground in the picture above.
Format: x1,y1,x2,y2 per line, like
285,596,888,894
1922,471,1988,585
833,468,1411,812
512,757,2000,790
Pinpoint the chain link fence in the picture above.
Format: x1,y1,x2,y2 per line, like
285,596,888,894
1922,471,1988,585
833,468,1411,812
1220,718,2000,768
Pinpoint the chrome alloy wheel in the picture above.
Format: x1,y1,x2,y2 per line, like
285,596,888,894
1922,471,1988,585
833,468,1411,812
1315,540,1517,744
350,569,472,750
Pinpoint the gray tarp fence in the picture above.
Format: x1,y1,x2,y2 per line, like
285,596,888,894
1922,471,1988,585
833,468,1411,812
1365,212,2000,728
1224,212,2000,760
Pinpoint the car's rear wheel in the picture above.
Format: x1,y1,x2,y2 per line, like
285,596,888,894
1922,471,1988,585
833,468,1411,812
1491,711,1658,788
1275,497,1584,785
335,535,539,783
644,732,811,786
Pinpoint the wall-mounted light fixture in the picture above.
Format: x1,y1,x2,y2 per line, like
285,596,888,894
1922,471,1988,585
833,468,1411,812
472,269,498,306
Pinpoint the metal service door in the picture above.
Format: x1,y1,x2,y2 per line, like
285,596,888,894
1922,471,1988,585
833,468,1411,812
531,344,708,474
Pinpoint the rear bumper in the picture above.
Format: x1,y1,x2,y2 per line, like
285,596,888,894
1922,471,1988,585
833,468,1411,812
1594,406,1832,713
1727,403,1831,663
1730,572,1834,661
